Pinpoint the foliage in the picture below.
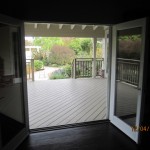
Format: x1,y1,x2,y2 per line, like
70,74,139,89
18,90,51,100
63,64,72,77
96,48,103,58
49,65,72,79
30,37,103,67
49,45,75,65
81,38,92,53
33,37,64,51
51,64,59,67
69,38,82,55
34,60,44,71
49,69,65,79
118,35,141,59
69,38,92,55
42,57,51,66
32,49,44,60
119,35,141,41
25,40,33,46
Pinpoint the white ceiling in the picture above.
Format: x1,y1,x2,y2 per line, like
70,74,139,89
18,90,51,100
25,23,108,38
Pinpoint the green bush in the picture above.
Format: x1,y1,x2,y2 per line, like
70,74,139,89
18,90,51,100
34,60,44,71
63,64,72,77
42,57,51,66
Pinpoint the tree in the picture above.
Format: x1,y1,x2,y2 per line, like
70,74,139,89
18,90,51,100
81,38,92,54
69,38,82,55
69,38,92,55
33,37,64,51
49,45,75,65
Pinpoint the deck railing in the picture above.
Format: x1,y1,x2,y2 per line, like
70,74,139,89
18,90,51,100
72,58,104,78
26,59,34,81
117,58,140,86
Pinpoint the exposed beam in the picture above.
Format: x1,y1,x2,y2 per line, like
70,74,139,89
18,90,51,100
47,24,51,29
71,24,75,30
59,24,63,29
82,25,86,30
93,25,98,30
34,23,37,29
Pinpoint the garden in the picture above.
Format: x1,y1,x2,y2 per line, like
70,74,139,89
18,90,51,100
25,37,103,79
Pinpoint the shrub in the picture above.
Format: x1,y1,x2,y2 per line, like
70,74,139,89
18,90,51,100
34,60,44,71
42,57,51,66
49,69,66,80
49,45,75,65
63,64,72,77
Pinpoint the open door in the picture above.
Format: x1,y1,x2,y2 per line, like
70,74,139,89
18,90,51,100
109,18,146,143
0,14,29,150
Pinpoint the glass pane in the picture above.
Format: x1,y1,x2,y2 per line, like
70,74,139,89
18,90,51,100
0,23,25,148
115,27,142,126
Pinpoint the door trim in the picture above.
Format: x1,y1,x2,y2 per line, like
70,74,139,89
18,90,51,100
109,18,146,143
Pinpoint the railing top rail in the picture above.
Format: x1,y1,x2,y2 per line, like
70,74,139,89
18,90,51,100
75,58,93,60
75,58,104,60
118,61,140,65
117,58,140,62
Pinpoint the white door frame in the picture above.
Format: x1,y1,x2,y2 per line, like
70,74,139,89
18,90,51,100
109,18,146,143
0,13,29,150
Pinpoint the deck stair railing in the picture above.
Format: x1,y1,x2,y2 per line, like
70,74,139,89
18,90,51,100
72,58,104,78
117,58,140,86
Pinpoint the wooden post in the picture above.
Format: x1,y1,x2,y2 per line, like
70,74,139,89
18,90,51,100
31,59,34,81
92,37,97,78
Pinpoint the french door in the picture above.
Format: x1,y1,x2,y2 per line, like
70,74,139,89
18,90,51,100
109,18,146,143
0,14,29,150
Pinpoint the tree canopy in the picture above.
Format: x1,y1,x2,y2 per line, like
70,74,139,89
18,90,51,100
33,37,64,51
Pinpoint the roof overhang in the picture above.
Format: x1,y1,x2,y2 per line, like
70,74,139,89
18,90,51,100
25,23,108,38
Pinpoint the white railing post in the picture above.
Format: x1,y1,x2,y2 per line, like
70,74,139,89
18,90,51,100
74,59,76,79
92,37,97,78
31,59,34,81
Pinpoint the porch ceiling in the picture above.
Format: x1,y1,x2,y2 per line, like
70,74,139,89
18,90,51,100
25,23,107,38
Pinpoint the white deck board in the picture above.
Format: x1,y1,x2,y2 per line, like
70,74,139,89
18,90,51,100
28,78,107,129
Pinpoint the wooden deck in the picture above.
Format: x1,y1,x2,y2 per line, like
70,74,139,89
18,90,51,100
27,78,107,129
